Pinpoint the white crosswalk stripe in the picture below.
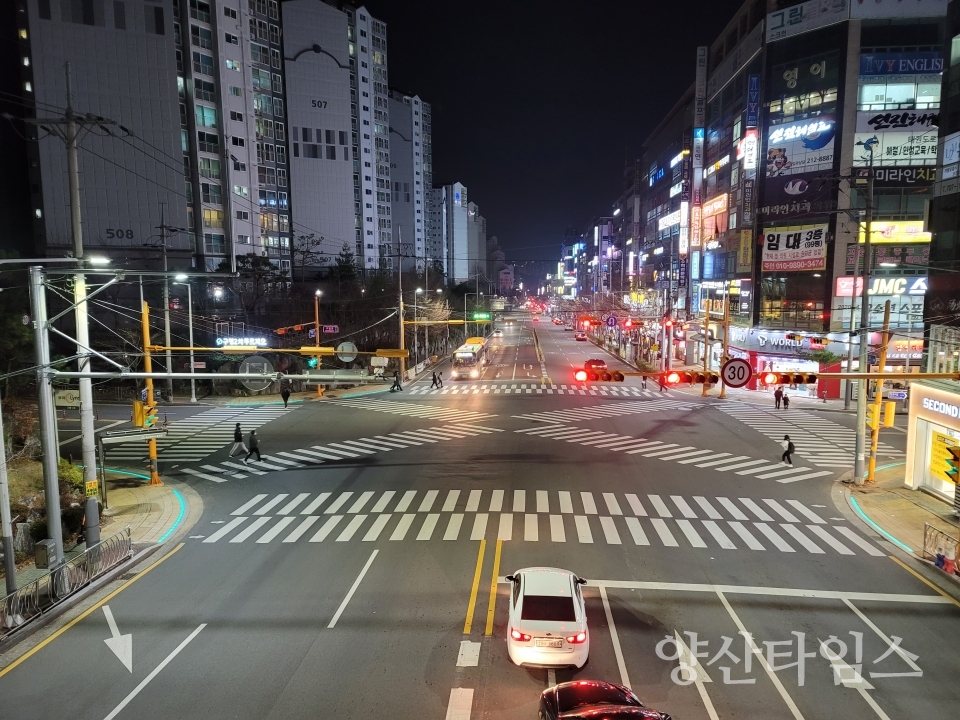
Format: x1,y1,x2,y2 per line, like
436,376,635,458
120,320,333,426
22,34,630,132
516,424,835,484
201,489,885,557
406,382,678,397
327,397,497,421
106,405,295,463
718,403,903,467
512,399,698,425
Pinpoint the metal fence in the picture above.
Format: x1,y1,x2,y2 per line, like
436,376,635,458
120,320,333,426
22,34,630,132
922,523,959,577
0,527,132,638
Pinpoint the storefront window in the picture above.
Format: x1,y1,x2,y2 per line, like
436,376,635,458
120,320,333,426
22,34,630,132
906,384,960,503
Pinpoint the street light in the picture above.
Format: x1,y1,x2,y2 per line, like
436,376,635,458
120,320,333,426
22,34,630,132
415,288,423,364
313,290,323,397
172,278,196,403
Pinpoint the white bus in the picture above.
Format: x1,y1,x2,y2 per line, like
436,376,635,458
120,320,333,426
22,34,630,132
450,336,488,380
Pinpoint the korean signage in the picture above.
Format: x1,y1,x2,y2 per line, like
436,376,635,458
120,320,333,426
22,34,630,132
858,220,931,244
746,75,760,128
701,194,728,218
766,116,836,177
737,230,753,273
834,276,928,297
677,258,688,288
678,202,690,257
742,179,755,225
658,209,681,231
760,171,837,220
872,166,936,187
853,131,938,166
846,242,929,270
929,431,958,485
940,131,960,188
857,111,938,133
693,46,707,192
851,0,947,19
690,206,702,249
859,52,943,76
737,129,758,170
762,224,828,272
767,0,848,43
217,336,269,347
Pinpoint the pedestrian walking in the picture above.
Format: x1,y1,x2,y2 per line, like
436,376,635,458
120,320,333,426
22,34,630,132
781,434,795,466
774,386,783,409
243,430,261,463
280,387,291,408
431,372,441,389
782,393,790,410
229,423,248,456
391,370,403,392
641,374,648,390
658,374,666,392
437,372,443,388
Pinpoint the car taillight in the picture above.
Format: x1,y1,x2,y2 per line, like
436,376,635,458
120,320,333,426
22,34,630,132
510,628,531,642
566,631,587,644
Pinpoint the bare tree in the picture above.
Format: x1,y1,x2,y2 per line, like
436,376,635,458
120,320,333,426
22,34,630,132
291,233,325,283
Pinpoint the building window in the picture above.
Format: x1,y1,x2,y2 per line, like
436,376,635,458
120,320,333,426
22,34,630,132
197,131,219,153
251,43,269,65
224,6,237,19
199,157,221,179
272,73,282,93
230,110,243,122
147,6,165,34
270,48,281,68
228,85,242,97
258,165,276,185
225,59,241,72
192,52,214,75
195,105,218,128
237,234,250,245
269,24,280,45
191,25,212,49
233,185,248,198
278,192,288,208
273,98,284,117
326,145,337,160
231,136,245,147
268,0,278,19
236,210,249,220
201,182,222,204
203,209,224,229
275,122,285,141
275,144,286,164
276,168,287,187
252,68,271,90
203,232,226,254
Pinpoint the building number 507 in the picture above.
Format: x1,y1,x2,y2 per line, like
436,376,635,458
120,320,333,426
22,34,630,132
105,229,134,239
311,100,327,108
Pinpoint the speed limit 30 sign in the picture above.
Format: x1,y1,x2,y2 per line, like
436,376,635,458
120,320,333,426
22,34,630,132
721,358,752,388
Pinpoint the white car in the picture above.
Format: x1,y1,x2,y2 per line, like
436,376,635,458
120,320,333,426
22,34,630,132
492,329,503,337
505,567,589,669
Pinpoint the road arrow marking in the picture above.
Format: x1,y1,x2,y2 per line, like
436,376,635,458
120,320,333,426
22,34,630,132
102,605,132,673
674,630,719,720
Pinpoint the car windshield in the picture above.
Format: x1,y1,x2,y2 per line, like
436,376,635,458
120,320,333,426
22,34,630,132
557,683,637,712
520,595,575,621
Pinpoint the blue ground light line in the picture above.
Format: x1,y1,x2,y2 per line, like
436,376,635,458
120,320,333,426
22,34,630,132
80,465,187,544
848,495,914,554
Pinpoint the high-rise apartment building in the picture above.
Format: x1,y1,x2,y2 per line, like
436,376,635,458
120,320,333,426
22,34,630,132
388,90,431,273
426,186,447,279
439,183,470,284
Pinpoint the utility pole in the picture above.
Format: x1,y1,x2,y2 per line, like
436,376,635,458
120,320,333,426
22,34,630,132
398,255,406,378
854,151,875,486
0,392,17,593
844,240,862,410
140,303,162,485
313,289,322,398
719,293,730,399
156,204,185,399
867,300,892,482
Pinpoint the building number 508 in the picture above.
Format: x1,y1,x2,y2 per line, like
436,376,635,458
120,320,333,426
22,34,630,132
105,229,134,239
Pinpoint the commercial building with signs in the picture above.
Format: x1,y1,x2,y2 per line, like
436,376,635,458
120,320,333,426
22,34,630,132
905,381,960,510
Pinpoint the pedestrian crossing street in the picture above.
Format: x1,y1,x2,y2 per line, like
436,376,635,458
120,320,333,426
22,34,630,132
327,397,498,422
200,489,886,558
513,399,698,425
516,424,832,483
105,405,295,463
177,424,505,483
719,403,904,468
406,382,676,397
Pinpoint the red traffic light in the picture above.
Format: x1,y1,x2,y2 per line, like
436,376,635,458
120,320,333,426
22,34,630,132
624,319,632,327
762,372,779,385
575,370,588,382
666,371,680,384
665,319,673,328
584,321,591,328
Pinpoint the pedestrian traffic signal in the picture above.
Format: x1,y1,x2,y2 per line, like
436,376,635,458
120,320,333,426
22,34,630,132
866,404,880,430
761,372,818,386
306,356,319,368
143,404,159,428
132,400,145,427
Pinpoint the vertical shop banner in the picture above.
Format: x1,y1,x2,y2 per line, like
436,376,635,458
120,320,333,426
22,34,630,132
766,116,836,177
747,75,760,128
677,258,688,288
761,224,828,271
742,179,755,224
693,46,707,236
738,229,753,272
929,431,959,485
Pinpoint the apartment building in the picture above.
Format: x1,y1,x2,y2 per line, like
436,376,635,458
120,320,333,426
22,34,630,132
388,90,431,273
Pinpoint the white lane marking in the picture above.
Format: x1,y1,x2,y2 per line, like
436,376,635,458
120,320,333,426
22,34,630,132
302,493,331,515
842,599,923,672
277,493,310,515
739,498,774,522
513,490,526,512
456,641,481,668
307,447,353,461
337,515,367,542
327,549,379,629
599,586,632,690
221,461,262,476
694,454,750,468
678,452,730,465
444,687,474,720
524,514,539,541
230,517,272,542
651,519,678,547
580,492,598,514
715,459,770,472
559,491,573,514
278,450,320,463
603,493,623,515
648,495,672,518
203,517,247,543
363,514,392,541
418,490,439,512
676,519,707,548
775,470,833,482
309,516,343,542
727,522,765,550
489,489,504,512
256,516,295,543
471,513,488,540
395,490,417,512
833,526,886,556
631,444,682,457
702,521,737,550
442,490,461,512
498,513,513,540
253,494,288,515
325,493,354,514
763,499,800,523
754,523,795,552
716,497,748,521
102,625,207,720
600,517,621,545
755,466,810,480
780,524,824,553
625,517,649,545
671,496,698,519
260,455,303,467
693,496,723,519
537,490,549,513
575,516,593,543
371,491,396,513
348,491,375,513
417,513,441,540
181,468,228,483
444,513,464,540
806,525,854,555
550,515,566,542
231,494,268,515
284,516,319,542
787,499,826,524
625,494,647,516
658,449,714,462
466,489,482,512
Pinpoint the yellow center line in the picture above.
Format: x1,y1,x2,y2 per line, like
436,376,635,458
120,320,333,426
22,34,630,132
0,543,185,679
462,539,486,635
484,538,503,636
889,555,960,608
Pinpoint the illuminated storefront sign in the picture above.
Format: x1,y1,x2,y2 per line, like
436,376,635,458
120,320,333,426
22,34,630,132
658,209,681,230
835,276,928,297
217,337,269,347
670,150,688,167
701,193,728,218
737,129,759,170
766,116,836,177
678,202,690,256
858,220,931,244
761,224,828,272
669,182,683,197
691,206,702,248
703,155,730,178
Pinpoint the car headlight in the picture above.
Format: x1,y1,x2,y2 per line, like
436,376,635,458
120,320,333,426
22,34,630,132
470,370,479,378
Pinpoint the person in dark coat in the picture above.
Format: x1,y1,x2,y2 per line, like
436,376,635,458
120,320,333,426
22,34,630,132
229,423,248,456
243,430,262,463
391,370,403,392
781,434,795,466
774,387,784,409
280,388,291,408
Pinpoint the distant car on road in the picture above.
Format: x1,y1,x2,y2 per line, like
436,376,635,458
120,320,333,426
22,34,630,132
533,315,540,321
584,359,607,371
492,329,503,337
564,325,574,331
539,680,673,720
505,567,589,669
575,331,587,341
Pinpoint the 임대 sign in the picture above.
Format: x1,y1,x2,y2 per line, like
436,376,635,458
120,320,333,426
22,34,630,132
761,225,828,272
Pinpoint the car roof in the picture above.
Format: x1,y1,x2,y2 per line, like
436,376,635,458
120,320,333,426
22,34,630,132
516,567,574,596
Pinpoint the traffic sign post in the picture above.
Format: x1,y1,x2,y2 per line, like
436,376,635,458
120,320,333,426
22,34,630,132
721,358,752,389
322,324,339,334
606,316,618,328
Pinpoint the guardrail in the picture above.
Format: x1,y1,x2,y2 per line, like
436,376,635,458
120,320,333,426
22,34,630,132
922,523,958,577
1,527,132,637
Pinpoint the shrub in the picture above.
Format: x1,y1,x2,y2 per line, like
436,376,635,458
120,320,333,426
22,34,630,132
29,518,48,542
58,459,84,492
61,505,85,535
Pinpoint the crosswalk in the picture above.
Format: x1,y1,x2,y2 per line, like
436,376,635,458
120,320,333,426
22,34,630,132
406,383,676,397
104,405,295,463
327,397,498,422
200,489,886,557
719,403,904,467
515,424,833,483
513,399,698,425
176,424,505,483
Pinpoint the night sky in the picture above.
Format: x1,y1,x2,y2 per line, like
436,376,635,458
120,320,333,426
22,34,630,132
364,0,747,262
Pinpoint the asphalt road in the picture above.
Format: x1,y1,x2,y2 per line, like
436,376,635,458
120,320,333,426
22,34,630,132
1,313,954,720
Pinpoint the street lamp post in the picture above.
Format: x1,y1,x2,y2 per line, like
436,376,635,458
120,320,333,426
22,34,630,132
854,143,875,485
314,290,322,398
174,276,196,403
414,288,423,364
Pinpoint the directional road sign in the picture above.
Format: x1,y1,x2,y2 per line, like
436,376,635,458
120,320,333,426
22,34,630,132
887,390,907,400
606,316,618,327
721,358,752,388
322,324,339,334
336,341,358,363
141,388,148,402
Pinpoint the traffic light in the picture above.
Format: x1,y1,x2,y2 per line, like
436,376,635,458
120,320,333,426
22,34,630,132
132,401,145,427
574,368,626,382
760,372,818,386
665,371,694,385
664,319,674,329
946,446,960,483
143,404,159,428
866,404,880,430
306,356,319,368
693,372,721,385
